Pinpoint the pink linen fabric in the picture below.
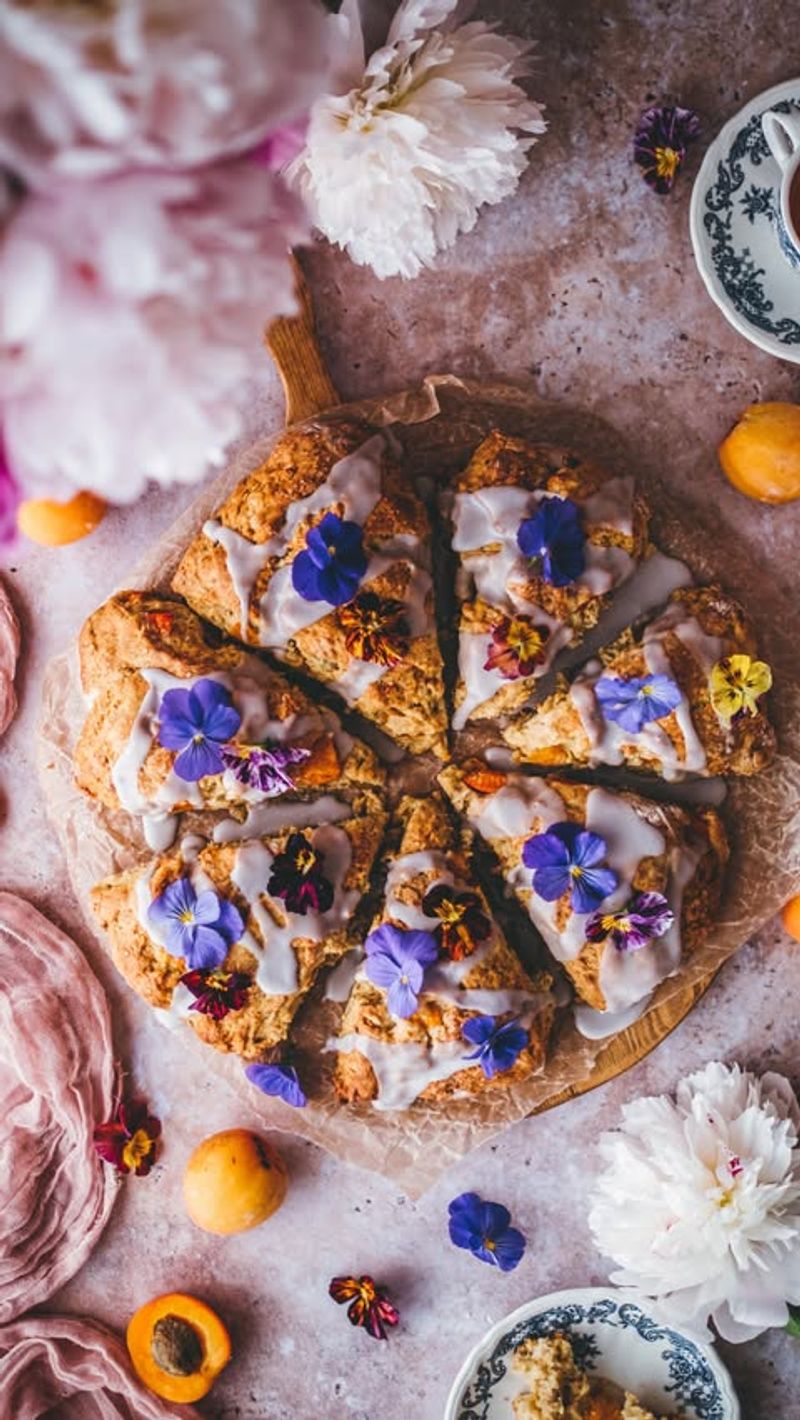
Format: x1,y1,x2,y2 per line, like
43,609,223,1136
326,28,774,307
0,894,117,1322
0,1315,198,1418
0,576,19,736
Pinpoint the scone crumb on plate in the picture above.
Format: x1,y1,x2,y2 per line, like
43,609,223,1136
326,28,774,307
511,1334,668,1420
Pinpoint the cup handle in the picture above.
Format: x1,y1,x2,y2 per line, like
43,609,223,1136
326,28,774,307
762,110,800,170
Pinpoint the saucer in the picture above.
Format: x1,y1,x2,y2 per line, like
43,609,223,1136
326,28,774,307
444,1287,739,1420
690,78,800,361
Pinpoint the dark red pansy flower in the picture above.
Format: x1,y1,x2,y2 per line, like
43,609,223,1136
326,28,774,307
337,590,410,667
93,1097,161,1178
268,832,334,915
180,968,253,1020
329,1275,399,1340
484,616,550,681
421,884,492,961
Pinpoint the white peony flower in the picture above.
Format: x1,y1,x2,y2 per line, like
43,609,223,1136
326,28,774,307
0,0,331,184
289,0,546,279
589,1061,800,1343
0,163,307,503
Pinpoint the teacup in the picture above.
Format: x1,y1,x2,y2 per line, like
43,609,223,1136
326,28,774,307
762,108,800,268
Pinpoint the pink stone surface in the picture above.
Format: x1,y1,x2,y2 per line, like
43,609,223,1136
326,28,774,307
1,3,800,1416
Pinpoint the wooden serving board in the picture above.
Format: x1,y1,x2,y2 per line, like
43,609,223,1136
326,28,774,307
264,263,725,1116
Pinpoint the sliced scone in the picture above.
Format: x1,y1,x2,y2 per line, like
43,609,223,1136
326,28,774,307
512,1335,668,1420
75,590,385,846
172,420,448,758
444,429,650,729
503,585,776,779
90,813,385,1062
439,763,728,1029
332,793,554,1110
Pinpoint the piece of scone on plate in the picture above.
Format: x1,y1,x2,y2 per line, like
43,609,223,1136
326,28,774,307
332,792,554,1110
75,590,385,847
512,1334,668,1420
443,429,650,730
439,763,728,1031
172,419,448,758
90,813,385,1062
504,584,776,779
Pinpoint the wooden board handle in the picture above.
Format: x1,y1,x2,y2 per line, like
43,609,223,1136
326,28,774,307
265,254,339,426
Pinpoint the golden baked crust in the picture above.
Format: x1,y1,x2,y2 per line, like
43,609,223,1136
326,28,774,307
172,420,448,758
74,589,385,819
512,1335,668,1420
90,813,385,1061
439,763,728,1013
333,793,554,1107
448,429,650,726
504,584,776,778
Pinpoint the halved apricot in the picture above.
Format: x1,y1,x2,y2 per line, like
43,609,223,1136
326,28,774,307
126,1292,231,1403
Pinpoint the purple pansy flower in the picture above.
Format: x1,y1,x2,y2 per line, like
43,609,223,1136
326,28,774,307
522,821,618,914
634,104,700,194
220,741,310,795
594,672,682,734
586,890,674,951
448,1192,526,1272
245,1061,307,1108
292,512,368,606
462,1015,528,1078
157,678,242,782
517,495,586,587
364,923,439,1019
267,832,334,915
147,877,244,970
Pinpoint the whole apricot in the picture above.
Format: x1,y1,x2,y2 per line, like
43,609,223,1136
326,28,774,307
18,490,106,546
718,402,800,504
781,894,800,941
127,1292,231,1403
183,1128,287,1235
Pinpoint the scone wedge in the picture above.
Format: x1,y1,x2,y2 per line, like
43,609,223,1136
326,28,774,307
172,420,448,758
504,584,776,778
512,1335,668,1420
444,429,650,729
439,764,728,1026
91,812,385,1062
332,793,554,1110
75,590,385,846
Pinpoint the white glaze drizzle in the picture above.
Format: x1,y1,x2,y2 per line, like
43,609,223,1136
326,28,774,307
231,824,358,997
212,795,351,844
331,1033,482,1112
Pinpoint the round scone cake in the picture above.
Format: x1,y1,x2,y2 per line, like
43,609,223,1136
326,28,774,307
73,419,774,1114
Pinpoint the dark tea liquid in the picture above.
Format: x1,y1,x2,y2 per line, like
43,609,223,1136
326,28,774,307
789,168,800,240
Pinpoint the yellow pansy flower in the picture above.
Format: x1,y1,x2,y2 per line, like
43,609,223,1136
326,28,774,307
709,655,772,721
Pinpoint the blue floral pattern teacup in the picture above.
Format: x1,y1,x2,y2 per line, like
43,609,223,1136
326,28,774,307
762,109,800,268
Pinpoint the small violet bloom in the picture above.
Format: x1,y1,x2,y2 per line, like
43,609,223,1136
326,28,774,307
364,923,439,1019
180,968,252,1020
522,821,618,914
517,496,586,588
448,1191,526,1272
267,832,334,915
292,511,368,606
245,1062,307,1109
634,104,700,194
586,891,675,952
329,1275,399,1340
93,1097,161,1178
484,616,550,681
157,678,242,782
220,741,310,795
148,877,244,970
462,1015,528,1078
594,672,682,733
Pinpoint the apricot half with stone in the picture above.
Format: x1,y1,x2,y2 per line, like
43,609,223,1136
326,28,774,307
126,1292,231,1403
183,1128,288,1236
718,401,800,503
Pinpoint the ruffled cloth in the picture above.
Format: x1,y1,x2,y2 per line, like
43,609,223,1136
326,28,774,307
0,1316,198,1418
0,894,117,1322
0,576,19,736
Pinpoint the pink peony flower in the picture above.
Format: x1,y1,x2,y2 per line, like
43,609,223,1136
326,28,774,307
0,0,331,186
0,163,307,503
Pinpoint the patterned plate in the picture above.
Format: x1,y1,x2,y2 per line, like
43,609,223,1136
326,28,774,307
690,78,800,360
444,1288,739,1420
